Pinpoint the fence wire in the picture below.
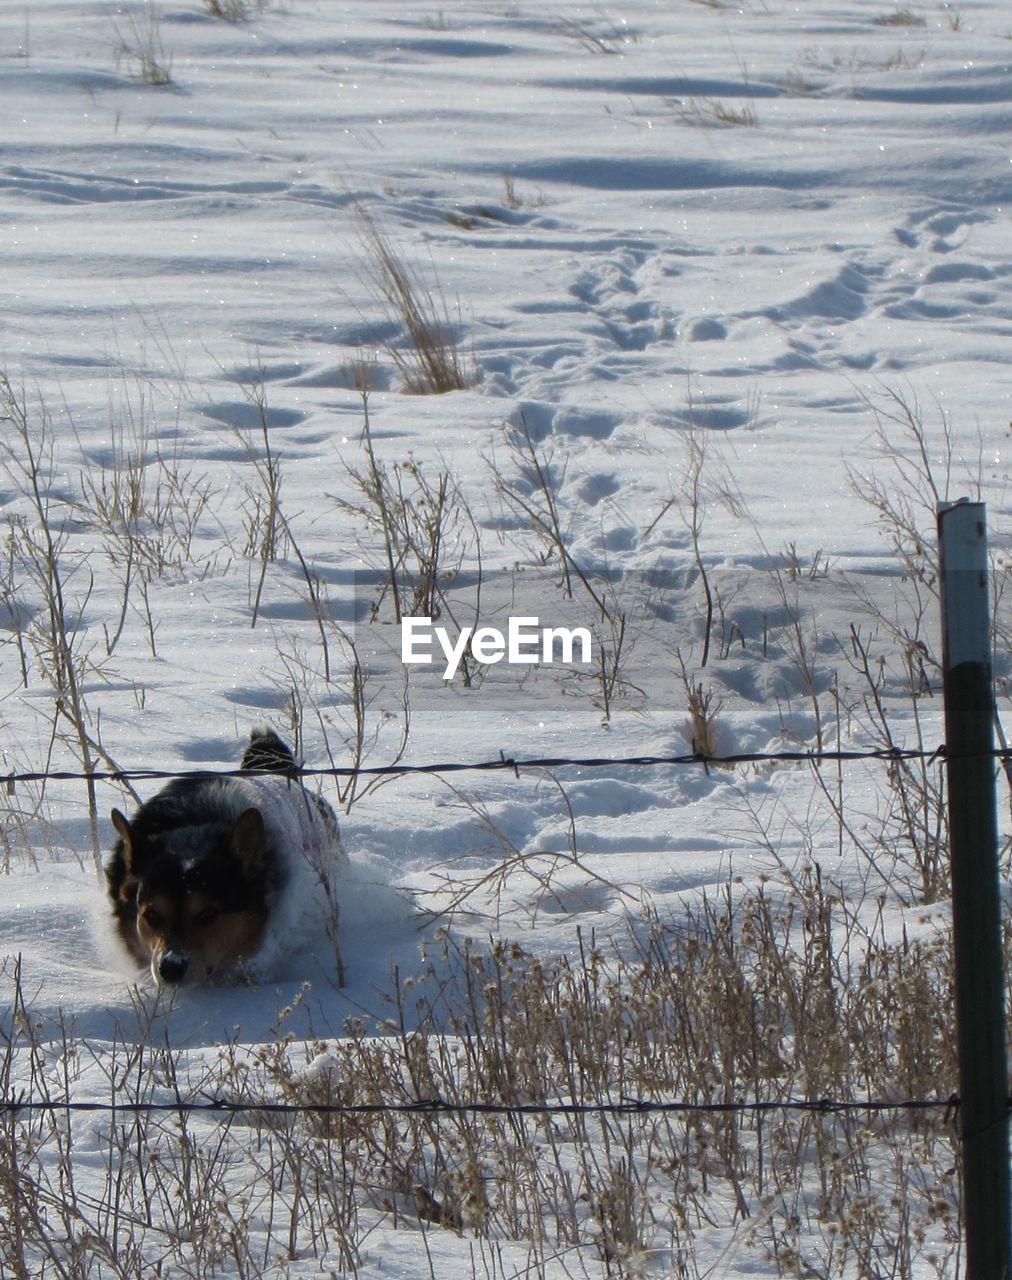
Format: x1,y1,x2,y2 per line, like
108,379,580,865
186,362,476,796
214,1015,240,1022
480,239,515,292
0,739,997,1132
0,741,980,789
0,1092,965,1121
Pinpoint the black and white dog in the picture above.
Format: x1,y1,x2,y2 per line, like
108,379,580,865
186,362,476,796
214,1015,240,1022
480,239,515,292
105,730,346,985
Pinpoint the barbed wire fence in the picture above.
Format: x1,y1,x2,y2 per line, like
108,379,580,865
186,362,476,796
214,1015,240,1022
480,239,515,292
0,1093,966,1121
1,738,996,788
1,737,1006,1128
1,696,1009,1279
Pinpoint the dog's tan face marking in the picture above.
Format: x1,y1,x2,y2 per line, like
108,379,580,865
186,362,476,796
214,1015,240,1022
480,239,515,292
190,904,268,975
134,894,175,951
133,889,269,983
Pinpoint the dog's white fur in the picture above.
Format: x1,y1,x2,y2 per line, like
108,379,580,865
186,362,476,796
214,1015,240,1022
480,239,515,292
193,774,347,982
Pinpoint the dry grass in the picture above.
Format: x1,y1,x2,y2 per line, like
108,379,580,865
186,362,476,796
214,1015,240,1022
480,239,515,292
873,7,927,27
201,0,267,19
1,869,965,1278
828,45,926,72
554,12,636,55
332,385,481,627
112,5,173,86
677,93,758,128
357,208,476,395
675,59,758,128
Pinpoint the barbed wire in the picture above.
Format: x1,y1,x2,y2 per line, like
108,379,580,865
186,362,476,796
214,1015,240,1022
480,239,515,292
0,1091,965,1121
0,742,975,789
0,741,992,1133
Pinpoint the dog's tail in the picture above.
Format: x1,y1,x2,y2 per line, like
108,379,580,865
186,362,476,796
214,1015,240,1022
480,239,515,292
241,728,298,775
242,728,340,842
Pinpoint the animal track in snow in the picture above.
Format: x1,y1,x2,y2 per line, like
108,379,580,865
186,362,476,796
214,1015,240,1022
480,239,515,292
897,204,992,254
0,164,288,206
567,247,673,353
199,401,307,430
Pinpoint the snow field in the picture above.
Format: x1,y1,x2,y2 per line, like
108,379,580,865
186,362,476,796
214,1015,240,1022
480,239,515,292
1,0,1010,1275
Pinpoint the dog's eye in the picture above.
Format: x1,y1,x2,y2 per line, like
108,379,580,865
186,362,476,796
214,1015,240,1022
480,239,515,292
194,906,220,927
141,905,163,929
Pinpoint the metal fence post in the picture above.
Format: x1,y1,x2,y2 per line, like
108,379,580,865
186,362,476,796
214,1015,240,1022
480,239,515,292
938,499,1010,1280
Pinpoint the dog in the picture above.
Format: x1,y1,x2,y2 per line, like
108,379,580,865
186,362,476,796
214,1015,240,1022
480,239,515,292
105,729,346,986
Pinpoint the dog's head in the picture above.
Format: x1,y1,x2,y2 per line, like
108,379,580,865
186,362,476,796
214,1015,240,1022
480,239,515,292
110,807,271,985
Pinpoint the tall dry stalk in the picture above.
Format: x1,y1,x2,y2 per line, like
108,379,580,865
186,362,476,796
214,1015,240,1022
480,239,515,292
357,207,474,394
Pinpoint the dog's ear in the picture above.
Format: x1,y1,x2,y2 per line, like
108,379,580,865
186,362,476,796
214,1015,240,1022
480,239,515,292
230,808,267,878
111,808,135,871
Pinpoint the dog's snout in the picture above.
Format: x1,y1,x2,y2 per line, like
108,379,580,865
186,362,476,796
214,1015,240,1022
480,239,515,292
157,951,189,984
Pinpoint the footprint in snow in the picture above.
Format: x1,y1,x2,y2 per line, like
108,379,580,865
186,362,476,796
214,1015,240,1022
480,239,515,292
200,401,307,430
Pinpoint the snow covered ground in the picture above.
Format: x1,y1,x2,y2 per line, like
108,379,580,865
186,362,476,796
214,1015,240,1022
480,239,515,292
0,0,1010,1275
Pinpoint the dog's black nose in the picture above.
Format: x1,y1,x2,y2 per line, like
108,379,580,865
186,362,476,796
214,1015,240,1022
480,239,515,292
158,952,189,984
